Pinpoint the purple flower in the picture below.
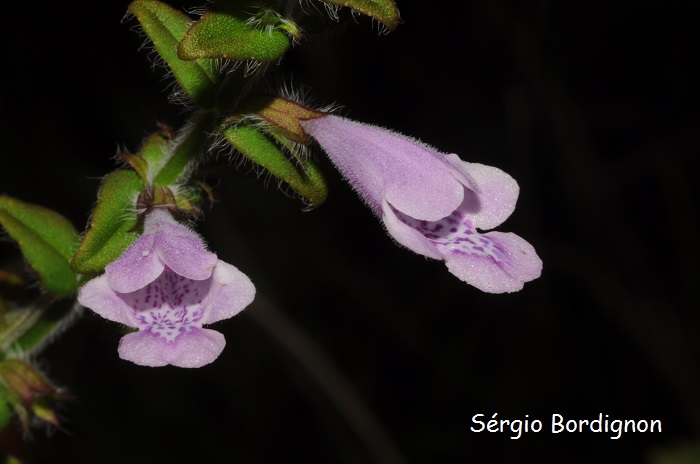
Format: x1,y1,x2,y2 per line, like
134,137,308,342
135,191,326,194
301,115,542,293
78,210,255,367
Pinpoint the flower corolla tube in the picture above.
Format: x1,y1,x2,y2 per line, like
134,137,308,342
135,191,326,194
301,115,542,293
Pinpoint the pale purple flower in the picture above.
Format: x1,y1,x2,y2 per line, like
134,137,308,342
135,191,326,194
78,209,255,367
300,115,542,293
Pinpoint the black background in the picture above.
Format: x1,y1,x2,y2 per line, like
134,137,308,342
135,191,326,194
1,1,699,463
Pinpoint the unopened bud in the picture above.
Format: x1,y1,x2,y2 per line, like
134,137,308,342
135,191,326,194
0,359,64,430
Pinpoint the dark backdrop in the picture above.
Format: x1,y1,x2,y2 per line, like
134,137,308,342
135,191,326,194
1,1,698,463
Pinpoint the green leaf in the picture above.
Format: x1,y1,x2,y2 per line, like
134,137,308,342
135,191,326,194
154,111,216,186
128,0,218,108
70,171,143,274
319,0,399,31
0,197,79,297
221,123,327,208
178,0,291,62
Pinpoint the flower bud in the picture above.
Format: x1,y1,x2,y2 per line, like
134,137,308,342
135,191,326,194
0,359,64,430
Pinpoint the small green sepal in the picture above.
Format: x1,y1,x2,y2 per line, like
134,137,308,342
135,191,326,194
139,126,172,175
0,197,79,297
118,128,172,186
118,153,149,185
254,8,302,41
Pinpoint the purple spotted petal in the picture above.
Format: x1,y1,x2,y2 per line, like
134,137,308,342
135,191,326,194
112,268,239,367
201,261,256,325
394,202,542,293
106,233,163,294
442,230,542,293
117,328,225,368
117,269,210,337
78,275,139,327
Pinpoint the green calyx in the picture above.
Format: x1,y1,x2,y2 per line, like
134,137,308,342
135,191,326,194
232,95,326,144
221,123,327,208
178,0,292,62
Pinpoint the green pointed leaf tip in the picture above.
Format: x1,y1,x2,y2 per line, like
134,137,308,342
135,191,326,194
139,130,171,178
320,0,399,31
128,0,218,108
178,1,291,62
118,153,149,185
251,8,301,41
121,130,171,185
0,197,79,297
70,171,143,275
222,124,327,207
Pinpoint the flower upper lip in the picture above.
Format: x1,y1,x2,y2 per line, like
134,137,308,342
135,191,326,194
301,114,479,221
105,210,218,294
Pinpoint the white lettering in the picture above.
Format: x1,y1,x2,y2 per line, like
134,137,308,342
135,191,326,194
610,420,622,440
487,413,499,432
470,414,485,432
531,420,543,432
510,420,523,440
551,414,564,434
